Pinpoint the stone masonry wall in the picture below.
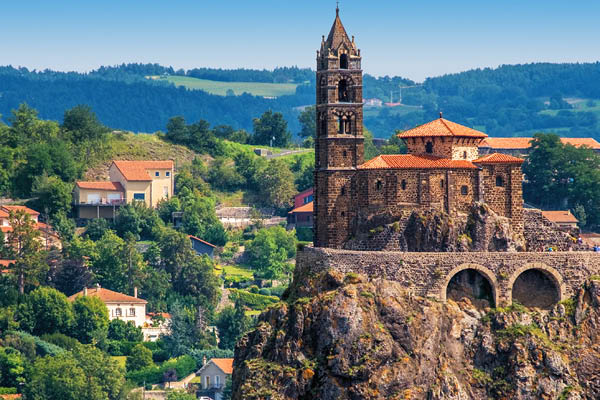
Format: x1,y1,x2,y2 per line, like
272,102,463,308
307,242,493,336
295,246,600,307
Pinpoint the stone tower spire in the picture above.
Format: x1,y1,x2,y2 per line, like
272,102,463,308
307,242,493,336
314,8,364,248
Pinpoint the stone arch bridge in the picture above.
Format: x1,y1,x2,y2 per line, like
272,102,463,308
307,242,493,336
297,247,600,307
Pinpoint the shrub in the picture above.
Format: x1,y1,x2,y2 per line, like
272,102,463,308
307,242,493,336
228,289,279,311
258,288,271,296
269,286,288,298
248,285,260,294
126,344,154,371
40,333,80,351
6,331,65,357
126,355,197,386
0,387,17,395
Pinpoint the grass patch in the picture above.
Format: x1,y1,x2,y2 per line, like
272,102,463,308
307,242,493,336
152,75,300,97
229,288,279,310
217,264,254,283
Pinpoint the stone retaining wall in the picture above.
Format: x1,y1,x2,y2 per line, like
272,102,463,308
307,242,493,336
296,246,600,306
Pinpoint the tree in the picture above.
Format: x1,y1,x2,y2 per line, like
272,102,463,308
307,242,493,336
163,368,178,389
31,175,73,219
252,110,292,147
298,105,316,139
113,204,143,238
25,345,125,400
215,301,253,350
0,347,25,388
256,159,296,209
108,319,143,342
246,226,297,279
162,302,204,357
72,295,109,344
6,209,45,294
167,391,197,400
85,218,111,241
61,105,108,143
18,287,74,336
126,344,154,371
175,255,221,311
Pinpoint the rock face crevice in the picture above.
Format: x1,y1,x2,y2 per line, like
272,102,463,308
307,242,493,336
233,272,600,400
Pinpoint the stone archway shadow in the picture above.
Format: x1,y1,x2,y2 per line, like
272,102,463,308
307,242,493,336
441,263,499,307
507,263,565,307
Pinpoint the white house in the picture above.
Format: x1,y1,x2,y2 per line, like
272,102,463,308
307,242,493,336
68,285,147,328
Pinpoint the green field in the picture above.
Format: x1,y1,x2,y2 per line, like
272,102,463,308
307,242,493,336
147,75,299,97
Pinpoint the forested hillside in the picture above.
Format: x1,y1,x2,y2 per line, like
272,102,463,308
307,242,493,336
2,62,600,139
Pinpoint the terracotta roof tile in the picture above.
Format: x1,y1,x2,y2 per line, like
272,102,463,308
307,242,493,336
479,137,600,150
0,260,15,267
76,181,124,191
289,201,313,214
397,118,487,139
1,205,39,216
542,210,579,224
188,235,217,248
211,358,233,375
359,154,478,170
68,287,147,304
472,153,524,164
112,160,174,181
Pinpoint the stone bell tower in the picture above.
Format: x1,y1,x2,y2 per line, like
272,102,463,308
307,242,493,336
314,7,364,248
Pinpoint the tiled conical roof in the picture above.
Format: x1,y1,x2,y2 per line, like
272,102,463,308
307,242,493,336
325,8,352,51
397,118,488,139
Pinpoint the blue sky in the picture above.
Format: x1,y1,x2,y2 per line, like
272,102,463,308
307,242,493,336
1,0,600,81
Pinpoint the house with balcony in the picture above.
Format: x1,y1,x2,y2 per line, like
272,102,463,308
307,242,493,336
74,160,174,219
195,358,233,400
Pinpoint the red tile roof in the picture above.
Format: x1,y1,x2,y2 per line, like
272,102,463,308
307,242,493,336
289,201,313,214
479,137,600,150
76,181,124,191
359,154,478,170
1,205,39,216
472,153,524,164
211,358,234,375
397,118,487,139
188,235,217,248
68,286,147,304
542,210,579,224
0,260,15,267
112,160,174,181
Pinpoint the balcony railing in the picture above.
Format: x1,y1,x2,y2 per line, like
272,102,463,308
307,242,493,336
74,198,126,206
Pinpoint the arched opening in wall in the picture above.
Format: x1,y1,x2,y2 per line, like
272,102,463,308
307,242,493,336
338,79,349,102
340,54,349,69
343,150,347,158
321,117,327,136
338,117,344,134
446,269,495,308
341,187,345,196
496,176,504,187
401,180,407,190
512,269,560,309
376,180,383,191
425,141,434,154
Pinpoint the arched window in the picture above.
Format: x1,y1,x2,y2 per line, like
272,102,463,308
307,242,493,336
340,53,349,69
496,176,504,187
338,117,344,134
345,117,351,134
376,180,383,191
338,79,349,102
461,185,468,195
401,180,407,190
425,141,434,154
321,117,327,135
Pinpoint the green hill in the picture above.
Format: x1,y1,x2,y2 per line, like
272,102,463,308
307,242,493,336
147,75,299,97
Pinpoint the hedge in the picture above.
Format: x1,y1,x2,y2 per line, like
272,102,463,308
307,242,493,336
0,387,17,394
126,355,197,386
228,289,279,310
8,331,65,356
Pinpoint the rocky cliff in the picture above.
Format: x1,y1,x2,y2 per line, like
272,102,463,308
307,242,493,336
232,270,600,399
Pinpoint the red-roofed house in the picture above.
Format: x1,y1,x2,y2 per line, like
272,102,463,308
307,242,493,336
0,205,61,249
74,160,174,219
541,210,579,230
288,201,313,229
479,137,600,157
188,235,217,258
196,358,234,399
69,285,147,327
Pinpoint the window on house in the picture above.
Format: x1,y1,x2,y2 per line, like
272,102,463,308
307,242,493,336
205,376,210,389
304,195,313,204
163,186,169,198
215,375,221,386
115,308,122,317
425,141,434,154
461,185,468,195
340,54,349,69
133,193,145,201
376,180,383,191
129,308,136,317
496,176,504,187
401,180,407,190
155,171,160,177
166,171,170,177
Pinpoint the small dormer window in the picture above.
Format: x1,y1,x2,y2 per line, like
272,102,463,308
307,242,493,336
340,53,349,69
155,171,160,177
425,141,434,154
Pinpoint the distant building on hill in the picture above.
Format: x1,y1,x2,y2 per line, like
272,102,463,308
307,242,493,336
195,358,233,400
189,235,217,258
0,205,60,249
74,160,174,219
288,201,313,230
541,210,579,230
479,137,600,157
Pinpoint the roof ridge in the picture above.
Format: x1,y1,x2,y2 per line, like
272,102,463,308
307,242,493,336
438,118,454,135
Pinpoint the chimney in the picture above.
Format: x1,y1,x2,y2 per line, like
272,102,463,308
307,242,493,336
83,287,88,296
202,356,207,366
134,287,138,298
